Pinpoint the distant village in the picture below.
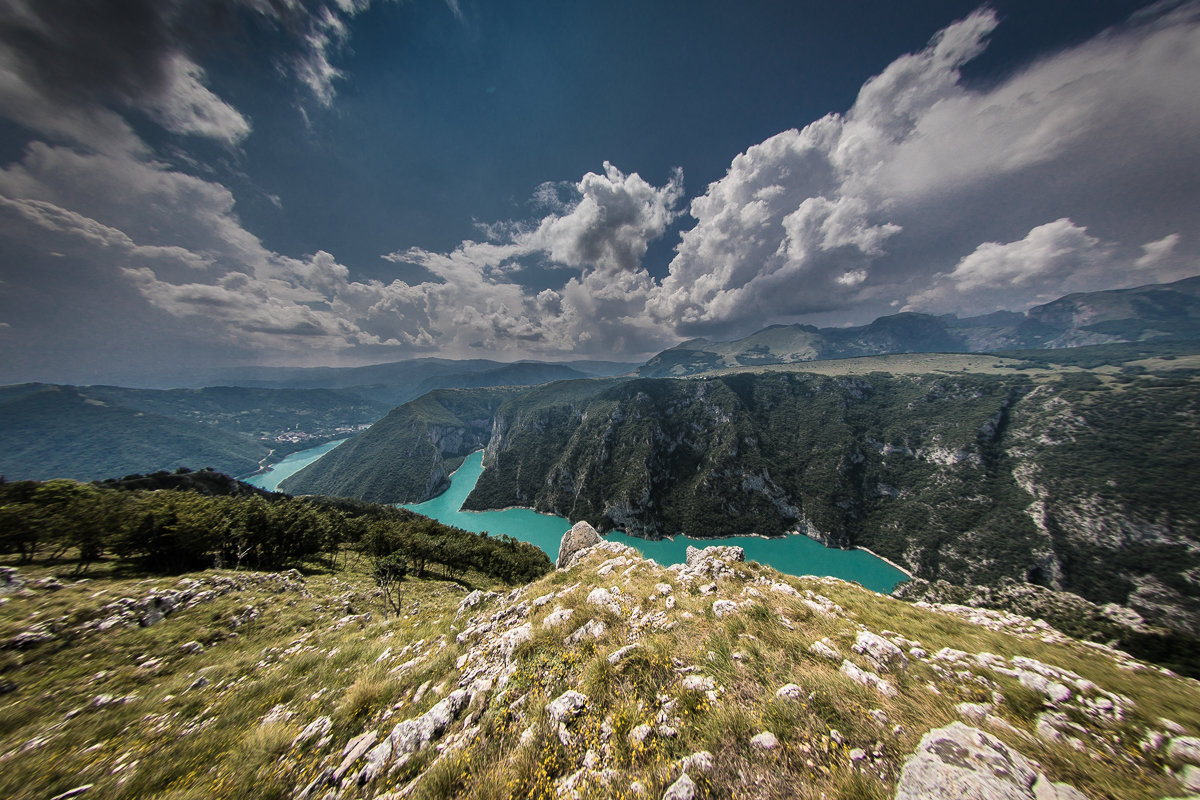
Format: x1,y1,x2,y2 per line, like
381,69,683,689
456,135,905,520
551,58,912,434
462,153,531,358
260,422,372,445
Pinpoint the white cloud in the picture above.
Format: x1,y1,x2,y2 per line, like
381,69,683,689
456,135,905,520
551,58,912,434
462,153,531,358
147,54,251,144
5,2,1200,375
903,219,1111,315
904,220,1195,316
641,4,1200,335
1136,233,1181,268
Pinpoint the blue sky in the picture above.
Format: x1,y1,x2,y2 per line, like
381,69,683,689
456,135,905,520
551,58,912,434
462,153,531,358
0,0,1197,384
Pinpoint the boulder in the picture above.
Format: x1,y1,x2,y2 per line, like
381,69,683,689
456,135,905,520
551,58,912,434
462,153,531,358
557,521,603,569
853,631,908,673
712,599,738,618
750,731,779,750
1168,736,1200,766
546,690,588,724
894,722,1039,800
662,773,697,800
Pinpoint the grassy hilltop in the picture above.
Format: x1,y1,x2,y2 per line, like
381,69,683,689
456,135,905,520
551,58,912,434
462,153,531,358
3,527,1200,800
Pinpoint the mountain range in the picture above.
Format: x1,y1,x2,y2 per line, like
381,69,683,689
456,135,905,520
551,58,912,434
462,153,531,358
638,276,1200,377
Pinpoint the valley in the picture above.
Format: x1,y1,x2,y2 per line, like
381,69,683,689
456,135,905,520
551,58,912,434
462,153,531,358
283,342,1200,650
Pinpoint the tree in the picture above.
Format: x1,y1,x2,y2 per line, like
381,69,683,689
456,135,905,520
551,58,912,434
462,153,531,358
373,553,408,617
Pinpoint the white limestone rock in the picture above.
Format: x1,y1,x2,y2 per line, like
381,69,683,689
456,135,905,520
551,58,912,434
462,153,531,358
853,631,908,673
661,773,697,800
894,722,1038,800
712,599,738,618
546,690,588,724
750,731,779,750
809,639,841,661
557,522,603,569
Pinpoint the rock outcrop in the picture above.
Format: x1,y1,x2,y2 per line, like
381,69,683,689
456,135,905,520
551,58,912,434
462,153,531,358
894,722,1089,800
556,521,603,569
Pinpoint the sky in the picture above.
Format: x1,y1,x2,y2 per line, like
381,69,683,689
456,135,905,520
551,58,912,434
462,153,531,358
0,0,1197,385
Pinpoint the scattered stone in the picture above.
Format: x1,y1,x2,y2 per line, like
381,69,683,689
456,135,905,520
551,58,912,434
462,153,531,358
662,772,697,800
546,690,588,724
956,703,993,725
686,545,745,567
1169,737,1200,766
187,676,209,691
680,675,716,692
840,659,896,696
48,786,93,800
1161,718,1187,735
179,641,203,654
849,748,868,763
750,731,779,751
809,639,841,661
678,751,714,773
260,703,293,725
293,716,333,747
630,724,654,744
333,730,379,785
1174,765,1200,793
775,683,804,700
853,631,908,673
608,644,640,665
0,567,24,594
542,607,574,628
358,690,470,785
557,521,603,569
586,587,621,615
712,599,738,618
566,619,607,644
497,623,532,663
1032,776,1093,800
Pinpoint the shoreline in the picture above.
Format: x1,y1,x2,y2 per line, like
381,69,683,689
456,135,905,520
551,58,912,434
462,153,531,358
853,545,914,579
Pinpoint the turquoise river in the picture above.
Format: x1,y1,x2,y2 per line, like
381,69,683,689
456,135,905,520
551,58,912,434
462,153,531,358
243,439,347,492
405,451,909,593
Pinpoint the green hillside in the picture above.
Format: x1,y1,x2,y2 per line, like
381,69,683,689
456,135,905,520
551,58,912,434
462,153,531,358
0,384,388,482
0,386,271,481
279,387,531,503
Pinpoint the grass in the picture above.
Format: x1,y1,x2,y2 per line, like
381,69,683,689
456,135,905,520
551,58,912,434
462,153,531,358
2,543,1198,800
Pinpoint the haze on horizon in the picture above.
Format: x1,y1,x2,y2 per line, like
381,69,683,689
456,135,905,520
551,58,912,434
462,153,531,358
0,0,1198,386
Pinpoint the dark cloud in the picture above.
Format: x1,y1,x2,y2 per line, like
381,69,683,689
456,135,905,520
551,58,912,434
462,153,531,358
0,0,368,137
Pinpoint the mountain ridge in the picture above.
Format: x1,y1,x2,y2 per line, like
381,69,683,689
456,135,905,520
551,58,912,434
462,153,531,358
637,275,1200,378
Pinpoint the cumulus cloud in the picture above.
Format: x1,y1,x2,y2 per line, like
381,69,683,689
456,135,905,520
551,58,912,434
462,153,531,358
381,162,685,355
644,3,1200,335
5,1,1200,379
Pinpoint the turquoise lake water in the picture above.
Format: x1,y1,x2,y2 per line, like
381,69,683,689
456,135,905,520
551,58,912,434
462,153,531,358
243,439,347,491
405,450,909,593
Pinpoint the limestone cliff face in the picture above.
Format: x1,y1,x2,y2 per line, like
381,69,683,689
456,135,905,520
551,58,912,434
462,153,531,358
461,371,1200,636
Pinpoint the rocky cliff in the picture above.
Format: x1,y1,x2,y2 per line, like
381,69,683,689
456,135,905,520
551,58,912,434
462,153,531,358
460,367,1200,636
